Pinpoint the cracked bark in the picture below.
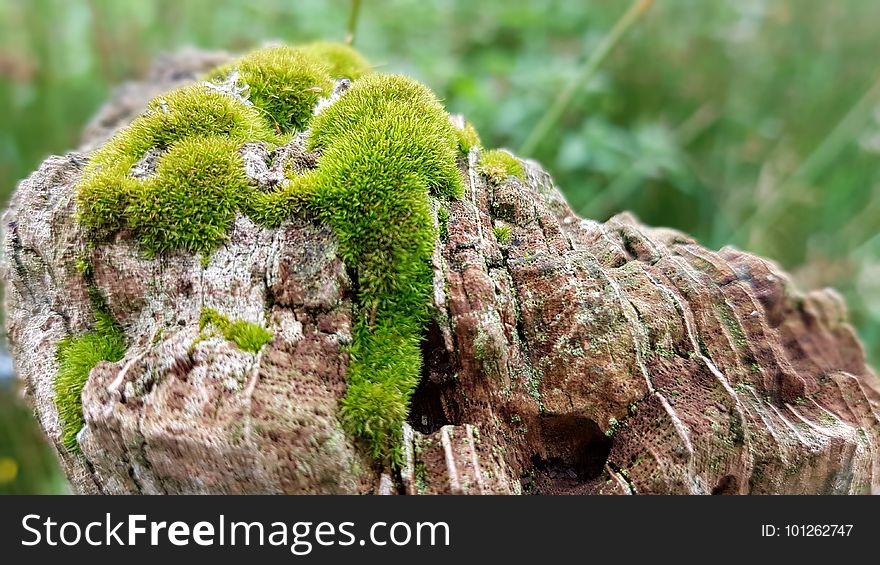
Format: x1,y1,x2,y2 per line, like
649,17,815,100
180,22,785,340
2,51,879,495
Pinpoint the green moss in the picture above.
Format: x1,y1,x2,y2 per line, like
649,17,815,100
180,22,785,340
605,417,620,437
204,41,369,129
716,304,748,349
697,334,710,357
304,74,462,462
54,310,126,452
478,149,525,184
77,43,376,256
199,308,273,353
308,75,462,195
300,41,371,79
129,136,250,255
217,45,334,133
455,120,481,154
493,225,511,245
414,458,429,494
524,366,543,407
77,85,273,236
74,257,91,277
437,207,450,241
241,171,317,228
655,344,674,359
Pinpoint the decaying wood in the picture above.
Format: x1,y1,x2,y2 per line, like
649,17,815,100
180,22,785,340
2,51,878,495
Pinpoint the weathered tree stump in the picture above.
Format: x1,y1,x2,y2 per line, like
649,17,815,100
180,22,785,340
3,50,878,494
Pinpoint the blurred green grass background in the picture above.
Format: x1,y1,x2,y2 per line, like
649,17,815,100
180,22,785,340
1,0,878,494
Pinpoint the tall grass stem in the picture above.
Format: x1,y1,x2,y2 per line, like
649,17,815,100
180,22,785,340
519,0,654,156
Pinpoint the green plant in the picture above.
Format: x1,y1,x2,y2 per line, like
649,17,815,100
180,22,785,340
76,84,273,237
199,308,273,353
437,206,450,241
128,135,250,255
345,0,363,45
242,171,317,228
306,73,463,463
493,224,511,245
519,0,654,155
478,149,525,184
54,311,126,452
301,41,370,79
77,43,366,255
605,416,620,437
74,257,91,276
455,120,481,154
209,44,334,133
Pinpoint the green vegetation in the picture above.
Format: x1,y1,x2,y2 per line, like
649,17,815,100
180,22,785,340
716,304,748,349
74,257,91,276
605,417,620,437
209,45,333,133
0,387,67,494
493,224,511,245
478,149,525,184
300,41,371,79
76,85,272,239
655,343,674,359
306,74,462,462
199,308,273,353
455,120,481,154
206,42,369,133
437,206,450,241
242,172,317,228
130,136,250,254
307,73,464,204
76,42,368,255
77,43,462,464
54,311,126,452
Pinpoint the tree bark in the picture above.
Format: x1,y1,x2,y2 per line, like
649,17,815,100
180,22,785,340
3,50,878,495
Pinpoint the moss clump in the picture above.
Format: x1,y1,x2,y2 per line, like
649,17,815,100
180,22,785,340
206,42,370,132
455,120,481,154
605,417,620,438
55,311,127,452
493,225,511,245
74,257,91,277
478,149,525,184
129,136,250,254
217,45,334,133
306,74,462,462
241,171,318,228
77,85,273,236
300,41,371,79
78,43,370,254
437,207,450,241
199,308,273,353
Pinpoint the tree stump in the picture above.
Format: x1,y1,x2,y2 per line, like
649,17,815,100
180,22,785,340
3,49,878,495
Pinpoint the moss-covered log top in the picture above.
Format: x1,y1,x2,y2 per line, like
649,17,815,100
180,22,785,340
70,41,483,463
